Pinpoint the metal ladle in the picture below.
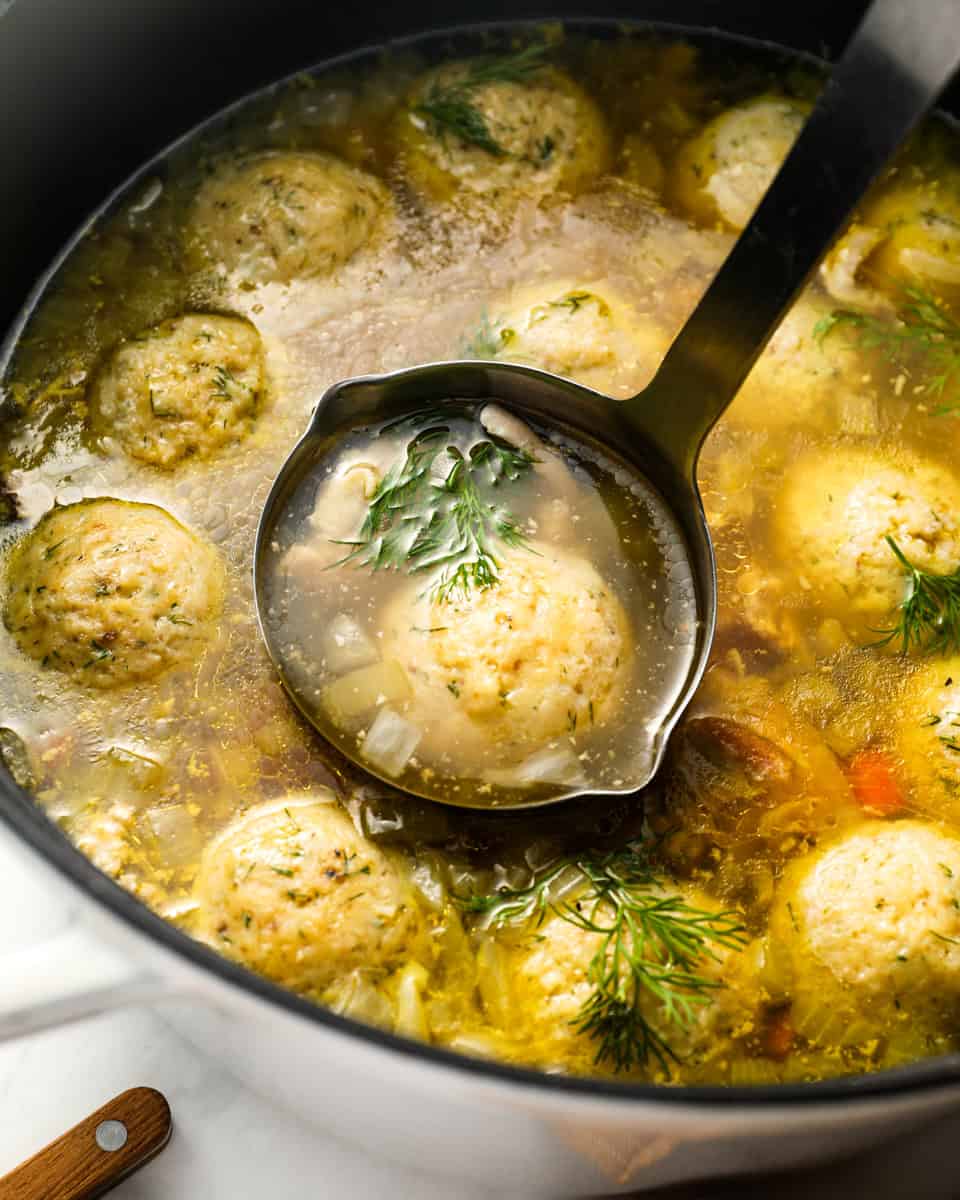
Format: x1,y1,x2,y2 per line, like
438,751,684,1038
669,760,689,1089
255,0,960,810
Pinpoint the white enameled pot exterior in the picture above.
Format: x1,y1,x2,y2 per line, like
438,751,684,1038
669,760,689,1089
3,832,960,1196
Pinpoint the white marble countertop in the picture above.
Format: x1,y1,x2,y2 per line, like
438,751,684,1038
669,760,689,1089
1,824,959,1200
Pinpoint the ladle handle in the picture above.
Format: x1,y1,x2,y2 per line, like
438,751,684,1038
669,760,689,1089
0,1087,172,1199
625,0,960,476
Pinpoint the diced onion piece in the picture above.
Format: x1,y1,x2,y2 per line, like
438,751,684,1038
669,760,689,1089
159,896,199,922
486,744,587,790
393,962,430,1040
755,935,793,1003
321,612,380,674
142,804,203,868
899,247,960,285
409,853,447,911
362,707,421,776
106,744,167,790
547,862,591,907
326,971,393,1029
476,937,513,1025
516,746,587,787
434,911,474,973
446,1032,507,1060
324,659,412,721
790,988,872,1048
789,990,845,1046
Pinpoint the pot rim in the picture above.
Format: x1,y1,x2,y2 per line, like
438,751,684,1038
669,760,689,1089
3,12,960,1110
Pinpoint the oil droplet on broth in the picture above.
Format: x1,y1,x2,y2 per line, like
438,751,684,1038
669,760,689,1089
260,403,699,806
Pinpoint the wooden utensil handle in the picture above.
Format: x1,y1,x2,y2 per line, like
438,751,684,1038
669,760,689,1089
0,1087,172,1200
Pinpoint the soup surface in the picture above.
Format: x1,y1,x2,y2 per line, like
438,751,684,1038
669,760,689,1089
3,26,960,1086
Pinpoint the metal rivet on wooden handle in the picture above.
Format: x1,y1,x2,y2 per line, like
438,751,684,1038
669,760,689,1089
0,1086,172,1200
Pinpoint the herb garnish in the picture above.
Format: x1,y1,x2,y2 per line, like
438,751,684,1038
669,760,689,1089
339,849,372,878
337,408,535,602
459,843,747,1074
211,366,239,402
414,44,548,158
544,291,606,317
82,639,115,669
463,311,513,359
464,291,604,360
873,535,960,656
814,284,960,411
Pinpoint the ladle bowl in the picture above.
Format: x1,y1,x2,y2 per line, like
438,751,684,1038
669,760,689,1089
254,0,960,809
254,361,713,809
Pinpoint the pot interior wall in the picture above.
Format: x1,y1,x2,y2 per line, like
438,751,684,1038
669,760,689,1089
0,0,880,338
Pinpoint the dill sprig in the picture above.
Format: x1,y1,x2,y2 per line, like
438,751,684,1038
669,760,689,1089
814,284,960,412
414,43,548,158
416,93,506,158
463,291,605,359
337,409,534,602
873,534,960,656
460,845,747,1075
463,310,512,358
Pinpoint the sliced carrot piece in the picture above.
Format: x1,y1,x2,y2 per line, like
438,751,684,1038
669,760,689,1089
763,1009,795,1061
847,750,904,816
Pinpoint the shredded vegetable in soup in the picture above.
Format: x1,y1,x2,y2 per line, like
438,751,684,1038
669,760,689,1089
3,27,960,1086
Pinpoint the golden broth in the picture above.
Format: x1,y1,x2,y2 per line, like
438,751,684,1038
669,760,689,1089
260,405,697,806
1,26,960,1086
